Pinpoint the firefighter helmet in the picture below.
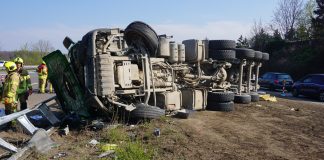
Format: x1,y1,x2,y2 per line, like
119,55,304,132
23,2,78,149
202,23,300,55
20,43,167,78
4,61,17,72
13,57,24,64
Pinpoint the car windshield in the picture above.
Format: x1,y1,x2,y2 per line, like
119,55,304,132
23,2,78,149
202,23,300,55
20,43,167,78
277,74,292,80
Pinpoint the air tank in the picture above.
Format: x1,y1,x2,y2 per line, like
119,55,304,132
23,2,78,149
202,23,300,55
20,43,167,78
169,42,178,63
158,36,170,57
178,44,185,63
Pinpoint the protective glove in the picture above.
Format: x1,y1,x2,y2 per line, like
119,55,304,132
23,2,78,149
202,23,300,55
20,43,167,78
3,97,13,105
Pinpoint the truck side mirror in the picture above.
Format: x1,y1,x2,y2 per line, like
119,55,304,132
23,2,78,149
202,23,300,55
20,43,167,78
63,37,74,50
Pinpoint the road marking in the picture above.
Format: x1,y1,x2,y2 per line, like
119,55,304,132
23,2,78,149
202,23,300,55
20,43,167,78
32,83,38,86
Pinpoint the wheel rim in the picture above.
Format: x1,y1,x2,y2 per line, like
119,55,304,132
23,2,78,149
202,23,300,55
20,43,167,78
320,93,324,102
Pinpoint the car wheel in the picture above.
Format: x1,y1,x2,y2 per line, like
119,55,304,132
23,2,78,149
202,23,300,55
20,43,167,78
292,89,299,97
319,92,324,102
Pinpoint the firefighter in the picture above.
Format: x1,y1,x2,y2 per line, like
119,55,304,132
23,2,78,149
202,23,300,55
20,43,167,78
37,61,48,93
14,57,33,110
2,61,20,115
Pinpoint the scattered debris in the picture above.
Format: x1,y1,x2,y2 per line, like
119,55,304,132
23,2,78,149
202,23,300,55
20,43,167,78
175,109,192,119
260,94,277,102
290,108,300,111
59,125,69,136
256,104,262,107
90,119,105,130
52,152,68,159
29,115,43,121
154,128,161,137
98,150,115,158
89,139,99,146
101,144,117,152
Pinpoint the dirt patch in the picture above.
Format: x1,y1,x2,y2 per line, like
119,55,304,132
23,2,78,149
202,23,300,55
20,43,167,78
1,98,324,160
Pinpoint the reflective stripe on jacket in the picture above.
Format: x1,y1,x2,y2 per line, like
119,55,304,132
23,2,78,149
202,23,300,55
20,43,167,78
2,72,20,101
17,69,32,94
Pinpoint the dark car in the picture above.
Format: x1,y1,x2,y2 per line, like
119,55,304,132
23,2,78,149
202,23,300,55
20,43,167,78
259,72,294,91
292,74,324,102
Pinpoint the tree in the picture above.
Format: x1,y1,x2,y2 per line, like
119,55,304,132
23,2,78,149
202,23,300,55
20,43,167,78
312,0,324,39
273,0,304,40
237,35,250,48
32,40,55,56
249,20,272,51
296,0,316,40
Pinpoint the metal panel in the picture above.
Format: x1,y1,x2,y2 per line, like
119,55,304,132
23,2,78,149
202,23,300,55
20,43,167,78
0,138,18,152
38,104,60,126
17,115,38,135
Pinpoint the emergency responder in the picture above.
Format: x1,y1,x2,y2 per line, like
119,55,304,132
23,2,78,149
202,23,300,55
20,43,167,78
2,61,20,115
37,61,48,93
14,57,32,110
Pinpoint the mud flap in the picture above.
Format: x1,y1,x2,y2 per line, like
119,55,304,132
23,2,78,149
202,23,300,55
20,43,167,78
43,50,90,117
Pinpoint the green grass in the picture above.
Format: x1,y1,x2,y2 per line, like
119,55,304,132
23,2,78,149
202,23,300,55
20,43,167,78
115,141,155,160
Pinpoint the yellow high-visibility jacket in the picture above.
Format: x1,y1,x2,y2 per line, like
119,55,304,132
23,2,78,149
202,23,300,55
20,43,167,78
2,72,20,102
17,69,32,94
37,64,48,79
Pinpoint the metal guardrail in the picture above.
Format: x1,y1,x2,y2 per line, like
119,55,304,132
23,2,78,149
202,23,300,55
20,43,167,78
0,65,38,71
0,96,60,156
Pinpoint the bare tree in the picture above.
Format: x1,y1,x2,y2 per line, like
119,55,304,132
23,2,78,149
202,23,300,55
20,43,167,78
273,0,304,40
32,40,55,55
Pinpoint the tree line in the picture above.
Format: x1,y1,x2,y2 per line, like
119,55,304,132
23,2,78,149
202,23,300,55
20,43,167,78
0,40,55,65
237,0,324,80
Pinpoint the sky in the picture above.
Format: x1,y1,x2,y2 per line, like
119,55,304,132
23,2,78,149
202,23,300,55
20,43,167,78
0,0,280,51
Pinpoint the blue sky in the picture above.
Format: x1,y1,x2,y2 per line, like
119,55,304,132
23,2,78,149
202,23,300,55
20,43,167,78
0,0,280,51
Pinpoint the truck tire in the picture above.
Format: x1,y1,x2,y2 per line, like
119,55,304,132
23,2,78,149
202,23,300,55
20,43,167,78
207,91,235,102
208,50,236,60
209,40,236,50
250,92,260,102
131,103,165,119
206,101,234,112
125,21,159,56
254,51,263,60
262,53,269,61
235,48,255,60
234,94,251,104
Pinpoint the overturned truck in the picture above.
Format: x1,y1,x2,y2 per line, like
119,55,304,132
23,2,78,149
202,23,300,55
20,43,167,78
44,21,269,119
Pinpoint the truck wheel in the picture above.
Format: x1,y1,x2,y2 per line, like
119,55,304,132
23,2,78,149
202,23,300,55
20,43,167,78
292,89,299,97
234,94,251,104
235,48,255,60
206,101,234,112
208,50,236,60
207,91,235,102
250,92,260,102
125,21,159,56
131,103,165,119
262,53,269,61
254,51,263,60
209,40,236,50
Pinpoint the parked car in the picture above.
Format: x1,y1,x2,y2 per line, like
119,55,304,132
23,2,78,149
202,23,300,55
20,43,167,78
259,72,294,91
292,74,324,102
